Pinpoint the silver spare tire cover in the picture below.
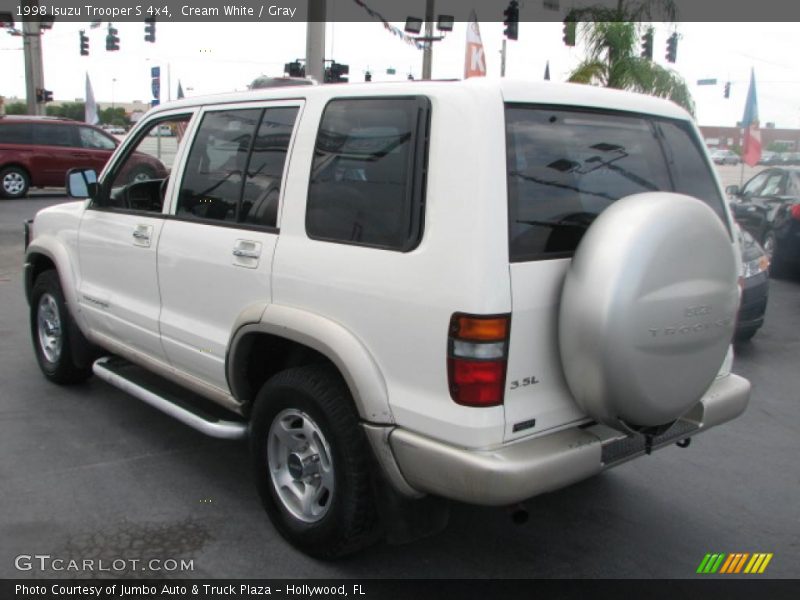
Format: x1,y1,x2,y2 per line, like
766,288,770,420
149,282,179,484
558,193,739,431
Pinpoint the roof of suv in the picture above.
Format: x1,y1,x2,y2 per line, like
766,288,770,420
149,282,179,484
149,78,692,123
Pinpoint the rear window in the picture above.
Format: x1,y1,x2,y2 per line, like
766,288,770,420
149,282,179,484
506,105,726,261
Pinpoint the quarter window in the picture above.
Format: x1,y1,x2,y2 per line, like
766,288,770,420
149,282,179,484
0,123,32,144
306,97,429,251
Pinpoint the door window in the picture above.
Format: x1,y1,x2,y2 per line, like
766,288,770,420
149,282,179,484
177,106,298,228
99,115,192,212
33,123,75,147
79,127,116,150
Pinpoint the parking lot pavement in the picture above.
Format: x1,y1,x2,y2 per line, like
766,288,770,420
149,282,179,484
1,196,798,579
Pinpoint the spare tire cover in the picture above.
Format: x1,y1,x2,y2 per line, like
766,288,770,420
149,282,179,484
558,193,739,430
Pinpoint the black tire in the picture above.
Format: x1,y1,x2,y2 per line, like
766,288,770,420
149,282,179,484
30,270,94,384
250,365,378,559
734,328,757,343
0,165,30,199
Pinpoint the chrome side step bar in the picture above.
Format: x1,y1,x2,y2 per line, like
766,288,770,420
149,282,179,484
93,357,248,440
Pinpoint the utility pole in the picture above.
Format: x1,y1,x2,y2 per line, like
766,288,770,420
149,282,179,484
305,0,326,82
421,0,435,79
500,39,506,77
22,10,45,115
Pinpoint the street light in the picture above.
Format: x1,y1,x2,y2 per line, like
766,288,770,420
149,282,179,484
404,0,454,80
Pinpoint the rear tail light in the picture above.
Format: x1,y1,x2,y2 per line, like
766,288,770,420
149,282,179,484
791,204,800,221
447,313,511,407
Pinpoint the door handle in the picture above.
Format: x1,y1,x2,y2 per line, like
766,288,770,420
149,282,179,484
232,248,260,259
132,230,150,240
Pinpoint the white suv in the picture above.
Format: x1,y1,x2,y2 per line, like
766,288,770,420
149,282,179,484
24,79,750,558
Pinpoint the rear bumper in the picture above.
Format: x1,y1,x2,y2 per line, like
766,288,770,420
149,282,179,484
384,373,750,506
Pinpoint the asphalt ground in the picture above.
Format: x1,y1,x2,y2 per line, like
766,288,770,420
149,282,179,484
1,182,798,580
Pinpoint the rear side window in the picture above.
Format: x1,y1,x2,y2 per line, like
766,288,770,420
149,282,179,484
506,106,727,261
33,123,76,147
178,107,297,227
306,97,429,251
0,123,32,144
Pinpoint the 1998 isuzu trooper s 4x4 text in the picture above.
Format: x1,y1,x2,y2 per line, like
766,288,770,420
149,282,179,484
24,79,750,558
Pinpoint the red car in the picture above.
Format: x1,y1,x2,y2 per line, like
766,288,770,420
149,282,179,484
0,115,165,198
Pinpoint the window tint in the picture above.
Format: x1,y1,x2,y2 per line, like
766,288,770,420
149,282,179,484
506,106,727,261
306,97,428,251
760,173,784,196
33,123,75,147
0,123,32,144
742,171,769,196
240,107,298,228
102,116,190,212
177,109,261,223
79,126,116,150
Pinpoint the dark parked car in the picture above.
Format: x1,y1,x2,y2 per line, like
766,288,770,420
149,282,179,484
727,167,800,268
0,115,165,199
736,228,769,342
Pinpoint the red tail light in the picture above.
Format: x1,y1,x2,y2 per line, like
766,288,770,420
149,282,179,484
791,204,800,221
447,313,510,407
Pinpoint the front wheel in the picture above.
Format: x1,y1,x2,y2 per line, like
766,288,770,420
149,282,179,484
250,365,378,559
30,270,94,384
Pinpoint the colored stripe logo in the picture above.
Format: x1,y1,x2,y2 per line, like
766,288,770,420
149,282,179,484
697,553,773,574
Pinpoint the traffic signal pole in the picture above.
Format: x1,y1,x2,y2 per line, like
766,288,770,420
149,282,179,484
23,13,46,115
305,0,326,82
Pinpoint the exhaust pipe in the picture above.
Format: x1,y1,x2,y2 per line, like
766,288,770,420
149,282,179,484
507,503,529,525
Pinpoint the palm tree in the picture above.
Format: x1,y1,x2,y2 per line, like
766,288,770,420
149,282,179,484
566,1,695,115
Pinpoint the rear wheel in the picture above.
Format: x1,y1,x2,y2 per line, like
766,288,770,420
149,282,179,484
0,166,30,199
30,270,94,384
250,365,378,558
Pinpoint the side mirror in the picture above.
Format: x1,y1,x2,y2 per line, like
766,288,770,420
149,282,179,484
66,168,98,199
725,184,740,197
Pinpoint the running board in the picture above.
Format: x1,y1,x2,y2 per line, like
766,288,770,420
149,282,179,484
92,357,248,440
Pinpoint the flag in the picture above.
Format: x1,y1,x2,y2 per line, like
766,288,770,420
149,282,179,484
177,80,185,99
544,61,551,81
85,73,99,125
464,10,486,79
741,68,761,167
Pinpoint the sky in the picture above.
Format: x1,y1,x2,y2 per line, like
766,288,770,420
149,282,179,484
2,18,800,128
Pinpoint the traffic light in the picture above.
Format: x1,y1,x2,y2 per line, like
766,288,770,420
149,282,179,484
79,30,89,56
35,88,53,103
144,17,156,43
40,15,55,30
325,62,349,83
284,60,305,77
106,25,119,51
724,81,731,99
562,18,576,47
364,70,372,82
640,27,653,60
665,32,678,63
503,1,519,41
